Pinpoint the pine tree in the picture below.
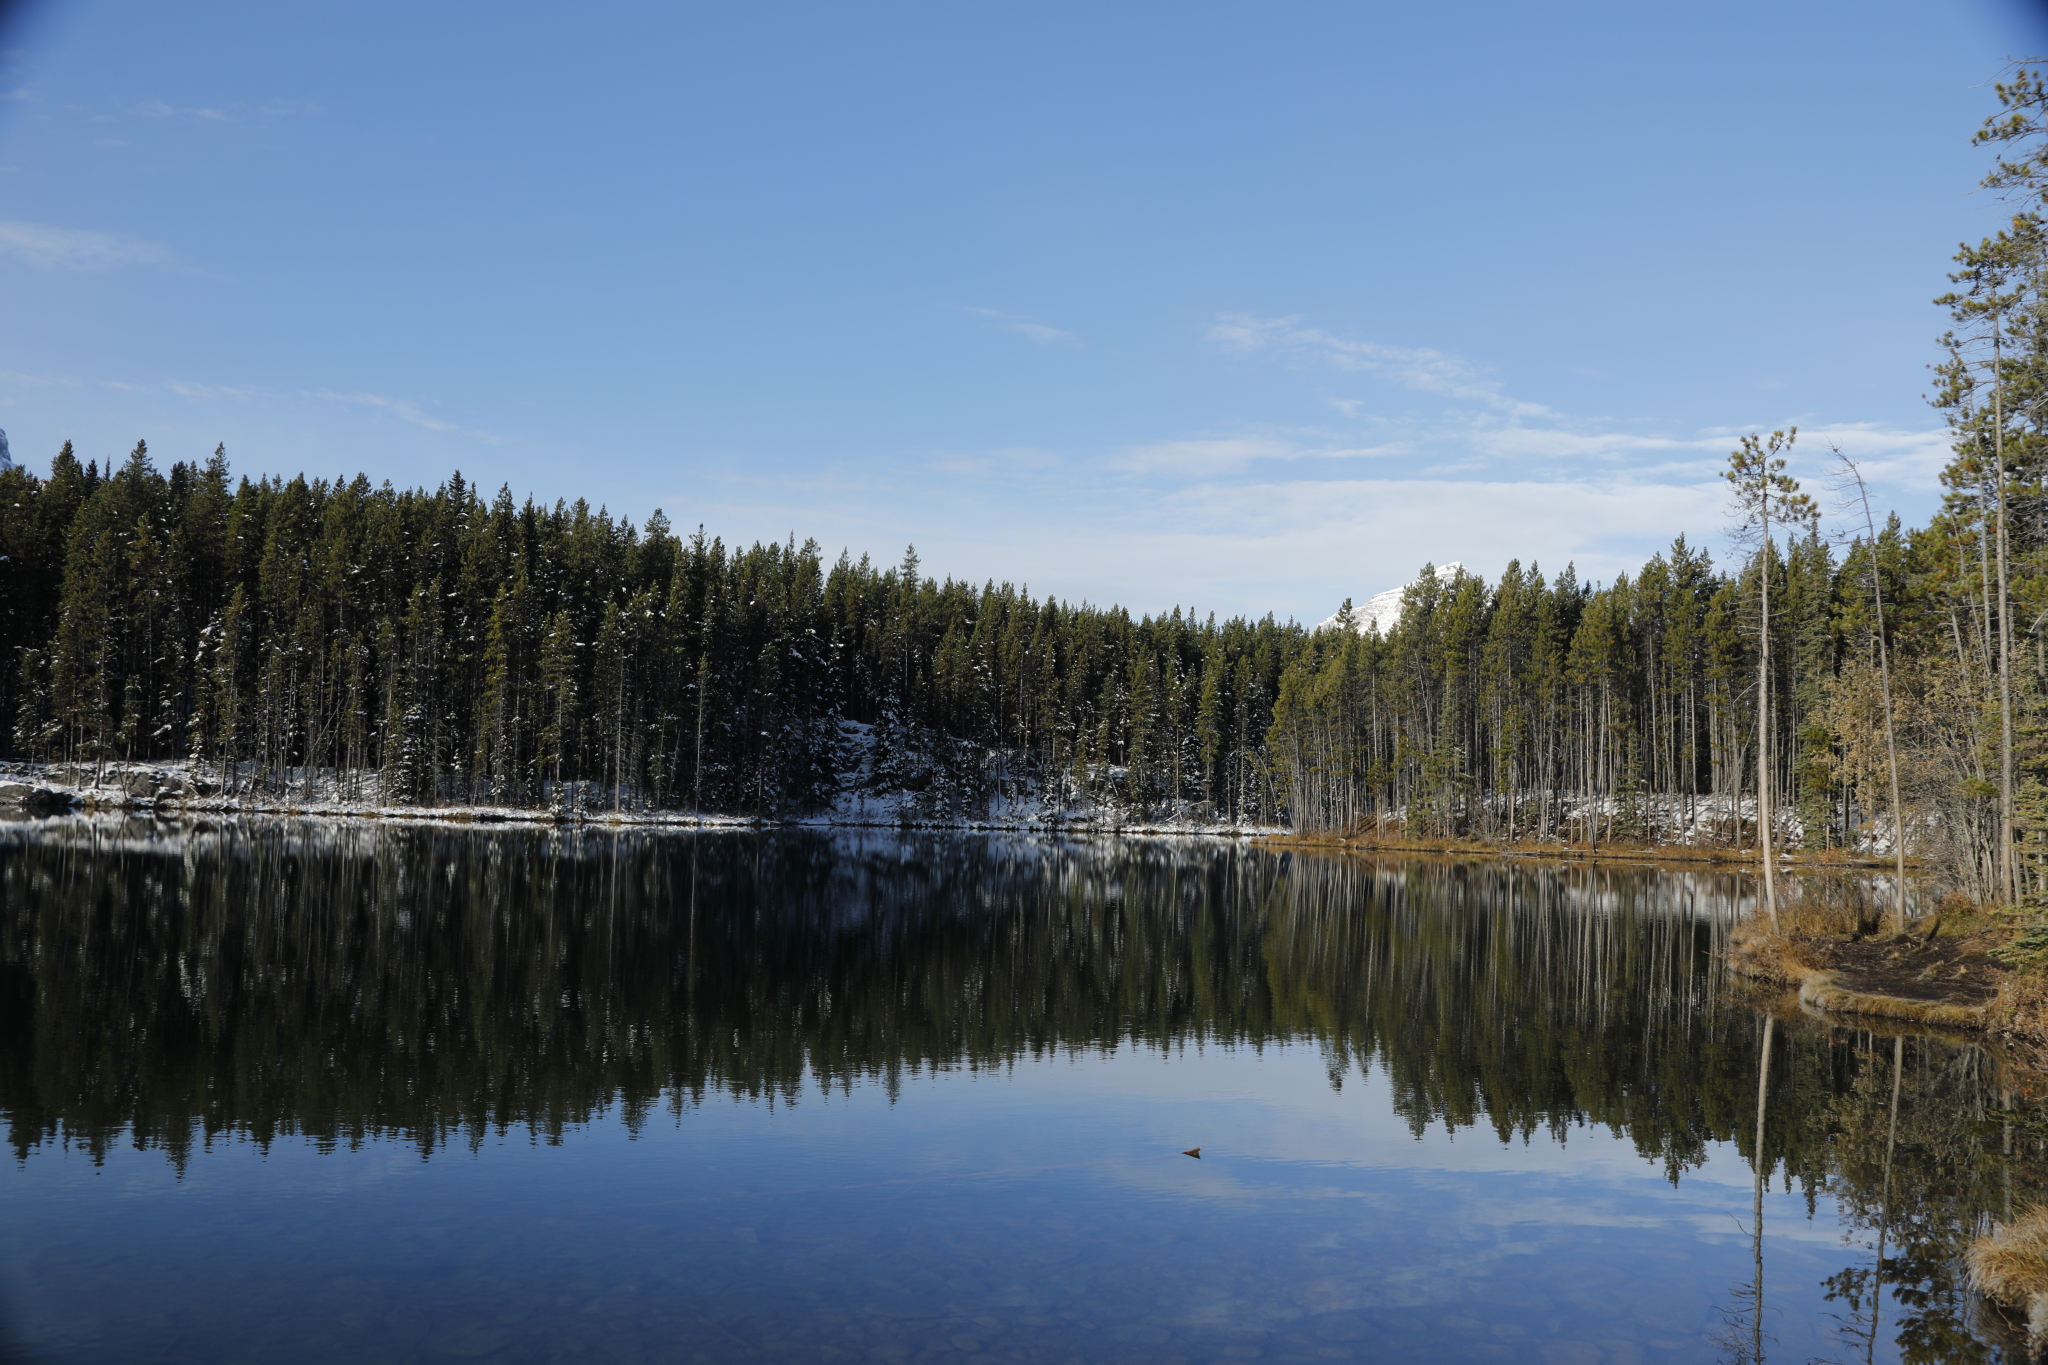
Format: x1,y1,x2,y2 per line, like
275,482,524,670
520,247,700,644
537,608,578,803
1724,429,1815,928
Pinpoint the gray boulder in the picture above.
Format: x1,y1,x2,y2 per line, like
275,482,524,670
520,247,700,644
0,784,74,814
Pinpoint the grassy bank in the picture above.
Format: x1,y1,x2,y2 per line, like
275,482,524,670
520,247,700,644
1724,896,2048,1064
1262,829,1900,869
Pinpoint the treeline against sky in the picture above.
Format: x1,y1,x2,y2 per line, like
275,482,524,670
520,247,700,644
0,448,1294,820
1268,533,1903,844
1272,65,2048,909
0,431,2007,866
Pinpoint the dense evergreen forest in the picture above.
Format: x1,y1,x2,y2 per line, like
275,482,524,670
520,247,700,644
13,71,2048,902
0,453,1296,823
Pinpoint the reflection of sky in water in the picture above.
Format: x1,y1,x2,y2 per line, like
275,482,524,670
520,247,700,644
4,1044,1882,1364
3,830,2012,1362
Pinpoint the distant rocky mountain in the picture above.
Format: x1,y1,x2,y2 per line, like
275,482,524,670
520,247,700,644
1315,561,1464,634
0,429,11,472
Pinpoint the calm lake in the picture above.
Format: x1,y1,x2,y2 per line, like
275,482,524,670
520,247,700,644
0,822,2038,1364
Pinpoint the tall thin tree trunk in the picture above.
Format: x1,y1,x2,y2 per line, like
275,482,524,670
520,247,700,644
1867,1034,1902,1365
1759,519,1778,929
1994,319,2017,903
1846,457,1911,934
693,650,707,817
1750,1012,1775,1365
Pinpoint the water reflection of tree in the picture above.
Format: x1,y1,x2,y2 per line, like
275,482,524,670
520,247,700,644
10,824,2048,1353
2,826,1771,1167
1711,1012,1787,1365
1812,1029,2046,1364
2,822,2042,1365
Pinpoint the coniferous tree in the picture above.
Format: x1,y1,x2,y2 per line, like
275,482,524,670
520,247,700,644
1724,430,1815,928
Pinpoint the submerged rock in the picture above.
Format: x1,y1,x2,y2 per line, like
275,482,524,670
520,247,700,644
0,784,75,814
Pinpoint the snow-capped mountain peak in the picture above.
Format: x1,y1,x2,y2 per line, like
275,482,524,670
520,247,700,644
1315,562,1465,635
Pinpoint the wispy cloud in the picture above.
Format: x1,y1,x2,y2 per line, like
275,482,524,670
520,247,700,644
0,220,167,271
314,389,495,440
633,318,1960,625
964,306,1074,344
1209,313,1953,498
1112,433,1404,476
0,368,487,439
163,380,258,402
135,99,227,122
1466,419,1951,489
1210,313,1553,418
127,96,321,124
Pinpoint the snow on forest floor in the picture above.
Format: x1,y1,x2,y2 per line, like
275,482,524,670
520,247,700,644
0,755,1283,837
0,755,1899,851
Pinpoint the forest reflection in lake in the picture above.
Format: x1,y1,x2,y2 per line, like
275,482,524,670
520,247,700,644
0,821,2041,1364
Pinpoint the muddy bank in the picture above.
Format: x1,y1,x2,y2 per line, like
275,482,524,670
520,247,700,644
1263,829,1897,869
1726,919,2023,1035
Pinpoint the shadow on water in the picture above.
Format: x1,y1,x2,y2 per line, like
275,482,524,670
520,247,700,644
0,819,2043,1362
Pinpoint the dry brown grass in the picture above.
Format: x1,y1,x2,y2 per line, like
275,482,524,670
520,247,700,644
1970,1207,2048,1305
1725,921,1820,985
1259,832,1902,872
1796,971,1992,1028
1726,918,2000,1028
1995,971,2048,1041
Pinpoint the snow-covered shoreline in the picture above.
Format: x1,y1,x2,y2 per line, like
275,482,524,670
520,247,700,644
0,759,1284,838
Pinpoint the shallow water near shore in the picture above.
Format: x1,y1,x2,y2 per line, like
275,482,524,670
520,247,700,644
0,821,2039,1363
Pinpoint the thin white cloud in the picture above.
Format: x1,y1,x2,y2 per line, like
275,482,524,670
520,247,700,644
313,389,495,440
0,221,167,271
1113,433,1405,476
1463,421,1952,489
317,390,458,431
0,369,83,388
1212,315,1953,502
1162,475,1721,552
129,97,320,124
1115,435,1298,476
1211,313,1553,418
964,306,1075,344
163,380,258,402
135,99,228,122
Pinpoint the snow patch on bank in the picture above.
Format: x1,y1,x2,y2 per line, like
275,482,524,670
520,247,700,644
0,734,1283,837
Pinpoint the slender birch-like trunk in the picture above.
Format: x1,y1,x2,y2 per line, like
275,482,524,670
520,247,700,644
1758,513,1777,928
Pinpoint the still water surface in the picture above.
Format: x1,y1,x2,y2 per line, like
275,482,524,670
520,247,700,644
0,822,2039,1363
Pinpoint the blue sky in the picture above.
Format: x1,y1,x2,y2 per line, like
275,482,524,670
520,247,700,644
1,0,2042,622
